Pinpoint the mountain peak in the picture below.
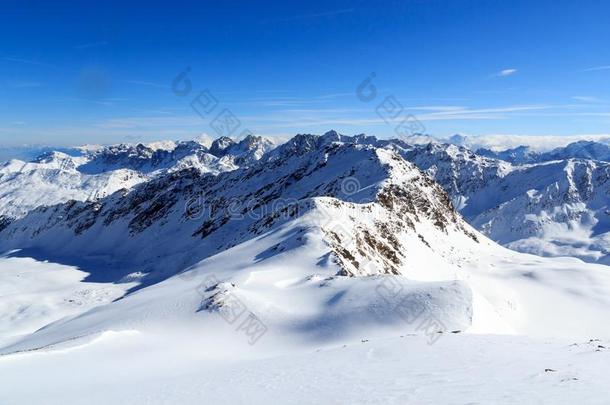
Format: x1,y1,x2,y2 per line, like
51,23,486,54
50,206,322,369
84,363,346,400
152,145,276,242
209,136,236,156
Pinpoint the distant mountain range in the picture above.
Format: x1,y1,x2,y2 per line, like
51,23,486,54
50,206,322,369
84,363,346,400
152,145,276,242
476,140,610,164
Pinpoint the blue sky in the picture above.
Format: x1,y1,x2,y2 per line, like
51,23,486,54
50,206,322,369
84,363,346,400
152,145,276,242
1,0,609,146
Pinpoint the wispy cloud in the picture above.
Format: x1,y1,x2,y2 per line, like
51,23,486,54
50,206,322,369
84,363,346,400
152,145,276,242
75,41,109,50
493,68,517,77
124,80,169,89
90,102,601,139
50,97,125,107
225,91,358,107
1,56,57,69
583,65,610,72
5,80,43,88
409,105,466,112
96,115,203,129
131,107,175,115
10,101,609,145
225,97,331,107
237,104,556,132
313,92,355,100
262,8,354,24
418,106,549,122
572,96,603,103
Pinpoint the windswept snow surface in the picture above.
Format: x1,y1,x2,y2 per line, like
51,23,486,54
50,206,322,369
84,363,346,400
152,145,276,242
1,333,609,405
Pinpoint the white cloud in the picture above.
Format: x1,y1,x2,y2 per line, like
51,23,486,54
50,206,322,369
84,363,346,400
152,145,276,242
123,80,169,89
6,80,43,88
261,8,354,23
235,104,557,134
1,56,58,69
572,96,603,103
416,104,551,121
453,133,610,152
583,65,610,72
494,68,517,77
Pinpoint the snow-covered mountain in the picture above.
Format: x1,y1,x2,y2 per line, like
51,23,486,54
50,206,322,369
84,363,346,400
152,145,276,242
436,134,610,158
78,135,275,174
0,138,479,285
0,145,85,163
2,133,610,353
542,140,610,162
281,135,610,265
208,135,277,165
476,145,542,164
0,135,277,220
477,140,610,164
0,152,147,219
258,132,610,265
3,133,610,404
2,132,609,266
468,159,610,264
391,141,610,265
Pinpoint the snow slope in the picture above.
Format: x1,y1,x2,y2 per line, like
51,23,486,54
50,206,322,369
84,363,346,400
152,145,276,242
1,333,609,405
3,190,610,357
0,253,132,348
1,202,610,403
